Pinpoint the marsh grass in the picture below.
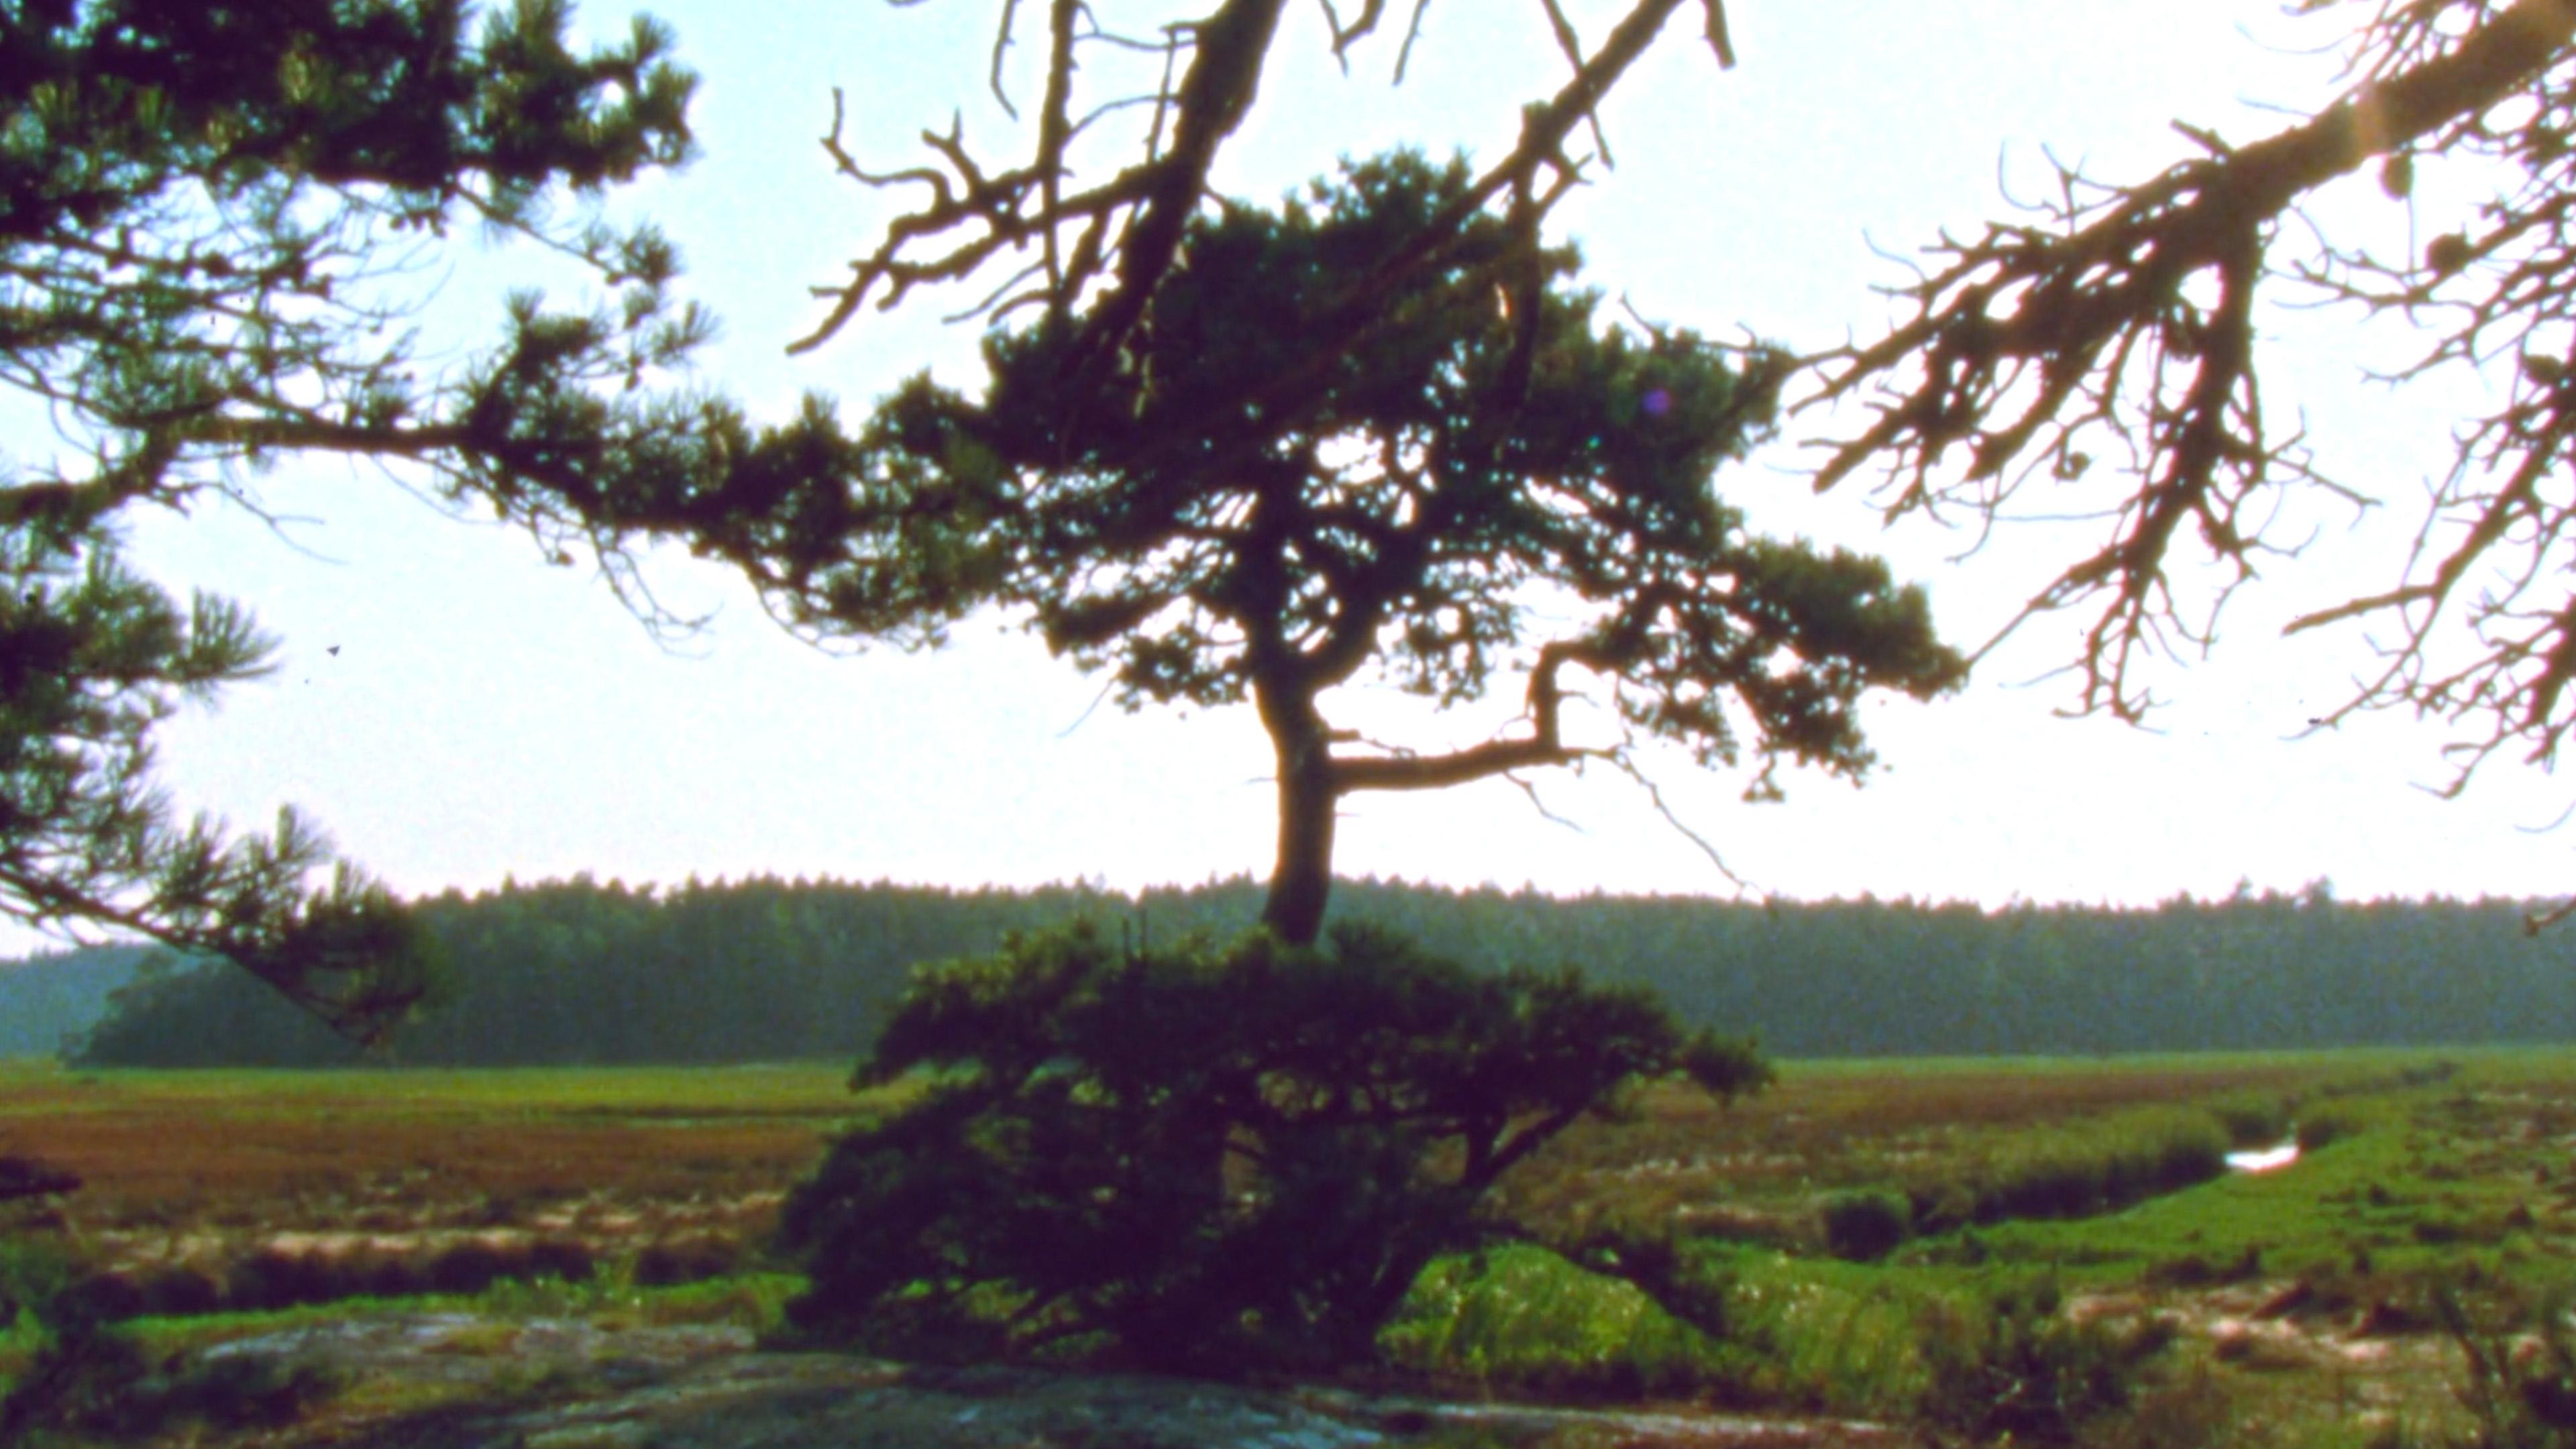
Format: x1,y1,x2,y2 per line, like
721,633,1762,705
1387,1049,2576,1445
7,1049,2571,1447
1494,1053,2350,1250
1377,1238,2161,1426
0,1062,881,1218
1687,1246,1973,1415
1380,1244,1729,1398
1947,1104,2235,1226
1945,1087,2561,1297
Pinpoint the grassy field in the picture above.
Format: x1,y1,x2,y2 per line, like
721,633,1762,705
3,1049,2571,1445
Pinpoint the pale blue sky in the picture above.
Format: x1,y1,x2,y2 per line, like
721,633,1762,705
22,1,2569,955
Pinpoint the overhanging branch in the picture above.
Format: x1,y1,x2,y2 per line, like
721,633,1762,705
1330,639,1608,792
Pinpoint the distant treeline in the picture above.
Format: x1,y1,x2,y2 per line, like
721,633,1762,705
0,945,151,1057
57,875,2576,1067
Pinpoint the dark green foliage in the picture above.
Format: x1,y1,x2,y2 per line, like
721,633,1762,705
60,875,2576,1067
5,0,705,524
5,1329,335,1441
765,150,1951,752
1821,1189,1913,1261
2298,1102,2379,1152
0,0,726,1039
0,1281,150,1446
777,922,1764,1373
0,524,447,1042
604,148,1959,941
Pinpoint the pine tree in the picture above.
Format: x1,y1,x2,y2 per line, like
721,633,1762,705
606,154,1960,941
2,0,709,1039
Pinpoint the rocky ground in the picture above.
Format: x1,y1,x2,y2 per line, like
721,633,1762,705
182,1313,1896,1449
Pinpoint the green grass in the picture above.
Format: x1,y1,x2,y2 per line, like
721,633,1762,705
1919,1085,2557,1294
1381,1244,1731,1397
1686,1246,1980,1416
1776,1046,2465,1082
26,1061,867,1116
1384,1051,2576,1443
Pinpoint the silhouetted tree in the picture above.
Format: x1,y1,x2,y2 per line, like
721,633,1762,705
625,154,1960,941
779,0,2576,925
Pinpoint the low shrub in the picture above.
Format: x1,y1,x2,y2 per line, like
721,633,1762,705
2098,1109,2229,1203
527,1237,598,1285
1983,1147,2110,1221
777,921,1766,1373
1904,1180,1979,1236
1821,1189,1913,1262
346,1251,430,1301
225,1248,344,1312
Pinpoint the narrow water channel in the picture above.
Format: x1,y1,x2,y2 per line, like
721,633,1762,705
2224,1140,2299,1173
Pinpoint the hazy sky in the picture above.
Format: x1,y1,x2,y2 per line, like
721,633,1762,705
25,1,2572,954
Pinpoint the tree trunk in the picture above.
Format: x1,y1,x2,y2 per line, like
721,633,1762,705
1258,686,1338,946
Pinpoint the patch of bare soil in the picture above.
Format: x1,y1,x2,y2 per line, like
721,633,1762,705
189,1314,1896,1449
2072,1278,2472,1434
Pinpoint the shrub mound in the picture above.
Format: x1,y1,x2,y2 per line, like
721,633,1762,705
777,921,1766,1373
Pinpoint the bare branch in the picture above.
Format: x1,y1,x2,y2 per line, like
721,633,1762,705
989,0,1026,118
1699,0,1735,67
1332,640,1613,792
1537,0,1615,167
1807,0,2576,729
1601,749,1751,892
805,0,1724,378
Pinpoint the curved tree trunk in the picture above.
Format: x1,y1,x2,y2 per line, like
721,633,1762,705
1264,741,1337,947
1257,682,1338,946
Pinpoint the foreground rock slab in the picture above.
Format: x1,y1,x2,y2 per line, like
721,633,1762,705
201,1313,1893,1448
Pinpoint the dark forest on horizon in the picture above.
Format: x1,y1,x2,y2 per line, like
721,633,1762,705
19,873,2574,1067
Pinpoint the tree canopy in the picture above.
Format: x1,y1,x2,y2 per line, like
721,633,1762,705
1,0,722,1038
627,153,1960,940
